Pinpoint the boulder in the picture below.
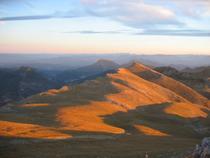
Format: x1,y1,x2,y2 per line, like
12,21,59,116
191,137,210,158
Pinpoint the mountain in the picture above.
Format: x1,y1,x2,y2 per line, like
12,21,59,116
0,67,58,106
182,66,210,74
0,63,209,158
155,66,210,99
1,54,209,71
58,59,119,83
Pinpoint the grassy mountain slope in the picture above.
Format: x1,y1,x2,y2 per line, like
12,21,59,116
128,63,209,106
0,63,209,158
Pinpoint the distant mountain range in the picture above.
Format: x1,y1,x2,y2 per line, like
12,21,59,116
0,54,209,71
1,59,210,107
0,59,119,106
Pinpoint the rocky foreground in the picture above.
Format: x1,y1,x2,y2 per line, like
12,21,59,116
189,137,210,158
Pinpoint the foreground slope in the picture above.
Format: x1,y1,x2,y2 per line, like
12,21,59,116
0,63,209,158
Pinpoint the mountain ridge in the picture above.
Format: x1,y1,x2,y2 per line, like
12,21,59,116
0,62,209,158
128,62,209,106
58,59,119,83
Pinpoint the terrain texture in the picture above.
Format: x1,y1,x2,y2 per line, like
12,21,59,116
0,63,210,158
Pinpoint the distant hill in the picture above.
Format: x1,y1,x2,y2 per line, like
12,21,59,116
182,66,210,77
0,67,58,106
58,59,119,83
1,54,209,71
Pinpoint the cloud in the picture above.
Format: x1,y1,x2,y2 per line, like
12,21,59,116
0,0,33,8
63,30,121,34
171,0,210,18
81,0,181,28
0,10,83,21
149,0,210,19
80,0,210,28
0,0,209,30
0,15,53,21
62,29,210,37
135,29,210,37
0,0,181,28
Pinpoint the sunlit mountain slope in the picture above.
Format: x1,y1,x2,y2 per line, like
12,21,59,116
0,63,209,158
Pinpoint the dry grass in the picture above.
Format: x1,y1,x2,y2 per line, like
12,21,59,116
106,68,187,109
57,101,126,134
20,103,49,107
128,63,209,106
0,64,209,157
0,67,209,138
0,120,71,139
164,102,208,118
40,86,70,96
134,124,170,136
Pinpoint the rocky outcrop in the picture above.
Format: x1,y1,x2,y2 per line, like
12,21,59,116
190,137,210,158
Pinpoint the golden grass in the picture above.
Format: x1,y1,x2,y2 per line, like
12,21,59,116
55,69,199,135
21,103,49,107
57,101,126,134
0,120,71,139
128,63,208,106
0,63,209,157
164,102,208,118
134,124,170,136
106,68,186,109
1,64,209,140
40,86,70,96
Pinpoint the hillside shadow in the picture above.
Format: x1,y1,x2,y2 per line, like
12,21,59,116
0,134,200,158
0,70,209,140
0,76,123,137
104,102,210,139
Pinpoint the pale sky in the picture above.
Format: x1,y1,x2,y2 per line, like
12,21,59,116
0,0,210,54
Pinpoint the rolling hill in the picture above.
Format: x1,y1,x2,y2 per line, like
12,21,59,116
0,62,209,158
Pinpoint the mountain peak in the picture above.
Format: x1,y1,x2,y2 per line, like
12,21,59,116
128,61,153,73
95,59,118,66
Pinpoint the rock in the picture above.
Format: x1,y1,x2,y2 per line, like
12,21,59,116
190,137,210,158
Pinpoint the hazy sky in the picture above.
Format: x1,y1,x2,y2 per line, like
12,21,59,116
0,0,210,54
